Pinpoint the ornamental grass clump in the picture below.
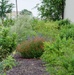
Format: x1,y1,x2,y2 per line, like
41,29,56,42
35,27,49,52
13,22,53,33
16,37,45,58
10,15,36,43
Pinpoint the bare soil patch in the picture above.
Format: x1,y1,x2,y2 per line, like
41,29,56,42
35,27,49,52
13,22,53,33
6,53,49,75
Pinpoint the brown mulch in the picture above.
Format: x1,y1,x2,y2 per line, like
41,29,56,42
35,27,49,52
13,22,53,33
6,53,50,75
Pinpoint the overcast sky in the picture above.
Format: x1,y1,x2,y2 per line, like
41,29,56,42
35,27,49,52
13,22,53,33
10,0,41,17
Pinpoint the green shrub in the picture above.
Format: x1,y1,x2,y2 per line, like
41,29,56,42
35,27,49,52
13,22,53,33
3,19,15,27
32,20,59,41
0,27,17,61
41,36,74,75
58,19,70,26
0,55,16,75
16,37,45,58
59,25,74,39
57,19,71,30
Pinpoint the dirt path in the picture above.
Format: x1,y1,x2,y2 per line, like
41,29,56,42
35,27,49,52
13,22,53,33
6,54,49,75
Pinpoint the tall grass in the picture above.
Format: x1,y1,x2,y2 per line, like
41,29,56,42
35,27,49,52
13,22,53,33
10,15,37,43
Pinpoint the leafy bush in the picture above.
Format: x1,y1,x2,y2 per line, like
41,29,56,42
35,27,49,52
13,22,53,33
0,27,17,61
10,17,59,43
0,55,16,75
58,19,70,26
32,20,59,41
3,19,15,27
10,15,37,43
59,25,74,39
41,36,74,75
16,37,45,58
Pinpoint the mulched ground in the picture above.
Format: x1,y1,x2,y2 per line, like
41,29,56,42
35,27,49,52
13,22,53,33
6,53,49,75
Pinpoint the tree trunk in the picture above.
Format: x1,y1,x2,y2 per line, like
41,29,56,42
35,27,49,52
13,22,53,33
62,8,64,19
62,0,64,19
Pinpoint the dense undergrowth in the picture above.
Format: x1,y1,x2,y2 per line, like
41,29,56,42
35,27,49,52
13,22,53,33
0,15,74,74
41,20,74,75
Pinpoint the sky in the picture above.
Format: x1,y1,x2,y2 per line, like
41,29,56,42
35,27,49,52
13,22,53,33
10,0,41,17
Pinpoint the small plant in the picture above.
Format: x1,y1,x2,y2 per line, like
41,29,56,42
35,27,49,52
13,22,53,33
0,55,16,75
16,37,45,58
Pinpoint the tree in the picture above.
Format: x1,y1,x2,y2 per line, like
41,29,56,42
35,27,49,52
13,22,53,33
37,0,66,21
20,9,32,16
0,0,14,23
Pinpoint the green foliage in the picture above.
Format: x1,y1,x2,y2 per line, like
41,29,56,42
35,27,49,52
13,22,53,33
10,15,37,43
16,37,45,58
0,27,17,61
32,19,59,41
0,0,14,23
31,18,39,29
0,55,16,75
41,37,74,75
37,20,74,74
59,24,74,39
20,9,32,16
37,0,66,20
3,19,15,27
58,19,71,26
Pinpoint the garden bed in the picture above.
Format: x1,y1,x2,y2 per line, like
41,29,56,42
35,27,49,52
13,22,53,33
6,53,49,75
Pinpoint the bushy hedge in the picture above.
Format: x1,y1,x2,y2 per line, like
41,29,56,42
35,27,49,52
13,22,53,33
32,20,59,41
41,36,74,75
58,19,70,26
60,25,74,40
40,20,74,75
16,37,45,58
0,27,16,61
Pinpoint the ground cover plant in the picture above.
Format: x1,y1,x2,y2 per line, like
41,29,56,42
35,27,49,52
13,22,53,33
0,55,16,75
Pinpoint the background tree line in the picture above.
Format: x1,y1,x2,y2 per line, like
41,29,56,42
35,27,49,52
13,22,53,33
0,0,66,25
